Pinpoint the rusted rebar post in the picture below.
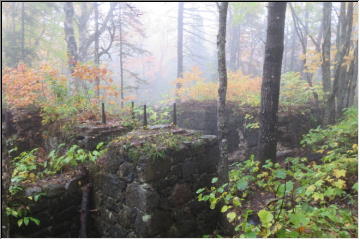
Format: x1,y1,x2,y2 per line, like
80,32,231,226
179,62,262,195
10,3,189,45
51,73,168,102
173,102,177,126
143,104,147,127
131,101,135,120
101,102,106,124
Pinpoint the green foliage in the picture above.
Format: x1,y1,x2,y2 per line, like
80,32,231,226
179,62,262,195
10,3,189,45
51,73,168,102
41,90,98,128
231,2,263,24
280,72,323,107
132,105,172,125
10,148,40,195
6,206,41,227
116,131,198,162
244,113,260,129
196,109,358,238
47,142,106,173
7,142,106,228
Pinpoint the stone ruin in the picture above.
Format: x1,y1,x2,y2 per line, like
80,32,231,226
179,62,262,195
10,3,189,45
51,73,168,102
3,101,321,237
177,100,321,159
3,108,219,237
91,127,219,237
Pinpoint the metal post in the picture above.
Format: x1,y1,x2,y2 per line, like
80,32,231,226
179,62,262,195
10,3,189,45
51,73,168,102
143,104,147,127
101,102,106,124
131,101,135,120
173,102,177,126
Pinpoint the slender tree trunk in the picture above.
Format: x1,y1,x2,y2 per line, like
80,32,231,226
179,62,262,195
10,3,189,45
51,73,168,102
321,2,332,94
282,25,288,73
119,4,124,108
336,2,353,117
21,2,25,62
345,42,358,108
257,2,287,163
217,2,229,184
289,24,296,72
290,3,319,107
94,2,100,97
325,2,354,124
64,2,79,90
176,2,184,101
228,8,241,71
321,3,332,125
78,3,90,62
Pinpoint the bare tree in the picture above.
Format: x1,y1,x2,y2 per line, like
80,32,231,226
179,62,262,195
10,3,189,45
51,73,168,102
119,3,125,107
176,2,184,101
324,2,355,124
217,2,229,183
94,2,100,97
227,7,241,71
64,2,79,90
21,2,25,62
289,3,319,107
257,2,287,163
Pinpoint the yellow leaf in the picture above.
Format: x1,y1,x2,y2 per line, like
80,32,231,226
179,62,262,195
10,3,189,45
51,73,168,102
352,144,358,151
305,185,316,195
333,169,346,178
29,173,36,180
332,179,346,189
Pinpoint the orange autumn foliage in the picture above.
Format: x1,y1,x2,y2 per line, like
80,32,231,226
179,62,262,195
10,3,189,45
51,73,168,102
174,66,261,105
2,64,51,108
2,63,123,110
72,63,112,83
72,63,122,102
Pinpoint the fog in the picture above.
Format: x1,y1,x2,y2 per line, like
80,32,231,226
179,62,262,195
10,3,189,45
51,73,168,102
2,2,357,106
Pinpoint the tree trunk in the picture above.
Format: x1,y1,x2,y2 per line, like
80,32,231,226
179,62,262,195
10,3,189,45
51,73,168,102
325,2,354,124
289,23,296,72
228,8,241,71
257,2,286,163
94,2,100,97
64,2,79,90
78,3,90,62
21,2,25,62
336,2,353,117
119,4,124,108
176,2,184,101
345,42,358,108
321,2,332,94
78,3,116,62
282,25,288,73
290,3,319,108
321,3,332,126
217,2,229,184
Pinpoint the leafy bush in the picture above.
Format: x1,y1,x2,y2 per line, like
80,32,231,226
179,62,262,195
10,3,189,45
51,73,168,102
197,108,358,238
174,67,261,106
280,72,323,106
173,68,323,108
7,142,106,228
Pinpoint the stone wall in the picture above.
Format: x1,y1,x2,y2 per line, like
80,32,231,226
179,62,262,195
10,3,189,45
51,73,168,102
91,126,219,237
9,174,85,237
44,122,132,151
2,108,44,154
178,100,321,155
2,108,132,154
